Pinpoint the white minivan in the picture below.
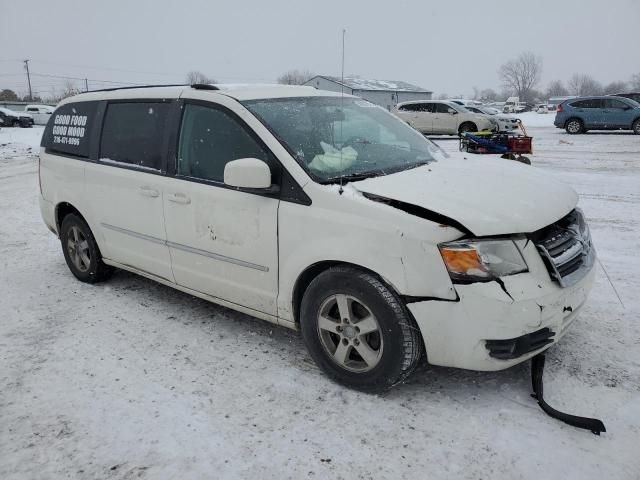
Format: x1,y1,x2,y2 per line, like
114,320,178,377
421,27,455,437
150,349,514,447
39,84,596,392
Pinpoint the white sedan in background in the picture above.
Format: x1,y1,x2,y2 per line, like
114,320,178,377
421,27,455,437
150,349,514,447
394,100,497,135
465,105,521,132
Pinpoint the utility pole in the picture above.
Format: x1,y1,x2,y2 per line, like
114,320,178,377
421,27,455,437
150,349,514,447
85,78,89,92
23,59,33,101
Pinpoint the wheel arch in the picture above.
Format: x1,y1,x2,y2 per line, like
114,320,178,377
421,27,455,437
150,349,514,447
458,121,477,134
55,201,88,235
291,261,404,326
564,116,583,128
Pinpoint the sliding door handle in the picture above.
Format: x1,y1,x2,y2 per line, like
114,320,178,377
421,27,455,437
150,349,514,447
167,193,191,205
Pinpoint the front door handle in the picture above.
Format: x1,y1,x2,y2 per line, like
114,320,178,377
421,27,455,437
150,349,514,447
167,193,191,205
139,186,159,198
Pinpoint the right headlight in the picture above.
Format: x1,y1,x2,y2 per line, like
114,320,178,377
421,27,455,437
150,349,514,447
438,238,528,283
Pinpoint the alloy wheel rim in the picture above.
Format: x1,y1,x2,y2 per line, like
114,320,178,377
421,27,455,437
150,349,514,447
568,121,580,133
67,226,91,272
317,294,383,372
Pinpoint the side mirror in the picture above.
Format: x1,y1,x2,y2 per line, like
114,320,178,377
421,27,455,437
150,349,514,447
448,109,458,115
224,158,272,190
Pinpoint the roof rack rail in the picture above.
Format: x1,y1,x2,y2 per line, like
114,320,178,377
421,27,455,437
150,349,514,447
191,84,219,90
88,84,186,93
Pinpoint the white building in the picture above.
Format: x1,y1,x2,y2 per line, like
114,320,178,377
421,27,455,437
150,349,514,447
303,75,432,111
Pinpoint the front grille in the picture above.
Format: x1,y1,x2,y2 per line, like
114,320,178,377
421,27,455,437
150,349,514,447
530,209,595,288
486,327,555,359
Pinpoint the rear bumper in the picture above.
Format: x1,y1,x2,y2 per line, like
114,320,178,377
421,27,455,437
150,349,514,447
407,257,596,371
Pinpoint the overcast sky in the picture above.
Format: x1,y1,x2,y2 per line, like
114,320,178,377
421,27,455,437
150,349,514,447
1,0,638,98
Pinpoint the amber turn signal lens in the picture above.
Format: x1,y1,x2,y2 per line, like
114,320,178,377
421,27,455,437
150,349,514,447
439,247,485,274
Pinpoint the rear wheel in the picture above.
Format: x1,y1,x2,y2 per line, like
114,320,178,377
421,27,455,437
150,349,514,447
60,214,113,283
300,266,423,393
632,119,640,135
565,118,583,134
458,122,477,135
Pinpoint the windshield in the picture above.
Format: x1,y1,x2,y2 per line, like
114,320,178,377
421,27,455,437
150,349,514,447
243,96,447,183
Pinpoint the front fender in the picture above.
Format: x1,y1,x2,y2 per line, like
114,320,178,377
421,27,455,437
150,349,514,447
276,188,460,324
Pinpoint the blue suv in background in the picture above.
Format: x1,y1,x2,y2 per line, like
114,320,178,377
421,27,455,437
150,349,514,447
554,96,640,134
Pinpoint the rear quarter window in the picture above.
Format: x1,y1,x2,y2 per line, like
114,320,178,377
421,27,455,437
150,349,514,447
41,101,98,158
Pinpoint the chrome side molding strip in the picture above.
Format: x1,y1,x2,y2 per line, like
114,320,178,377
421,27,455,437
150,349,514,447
101,223,269,272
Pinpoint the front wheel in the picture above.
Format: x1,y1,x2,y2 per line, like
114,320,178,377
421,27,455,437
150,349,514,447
632,119,640,135
300,266,423,393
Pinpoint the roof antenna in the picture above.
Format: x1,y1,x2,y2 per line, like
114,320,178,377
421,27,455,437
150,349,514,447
339,27,346,195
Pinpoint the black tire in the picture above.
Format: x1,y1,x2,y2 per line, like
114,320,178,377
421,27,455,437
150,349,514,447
565,118,583,134
632,119,640,135
458,122,477,135
12,120,20,128
60,213,113,283
300,266,423,393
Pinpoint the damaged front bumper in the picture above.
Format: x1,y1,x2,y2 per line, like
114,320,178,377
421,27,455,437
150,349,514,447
407,238,597,371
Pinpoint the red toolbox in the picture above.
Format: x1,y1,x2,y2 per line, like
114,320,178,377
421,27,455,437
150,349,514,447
508,136,533,153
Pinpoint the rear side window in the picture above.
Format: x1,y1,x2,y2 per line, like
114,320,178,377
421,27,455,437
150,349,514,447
399,104,418,112
400,103,432,112
100,102,170,171
41,101,98,158
570,99,603,109
177,103,271,183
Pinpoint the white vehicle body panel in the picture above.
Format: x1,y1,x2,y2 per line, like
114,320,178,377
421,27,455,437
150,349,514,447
354,155,578,236
38,84,595,373
84,164,175,283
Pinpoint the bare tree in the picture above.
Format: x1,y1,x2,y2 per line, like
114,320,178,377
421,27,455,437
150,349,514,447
545,80,568,98
186,70,216,84
277,69,314,85
602,81,628,95
499,52,542,102
568,73,602,96
479,88,498,102
48,80,82,102
629,73,640,90
435,93,449,100
0,89,19,101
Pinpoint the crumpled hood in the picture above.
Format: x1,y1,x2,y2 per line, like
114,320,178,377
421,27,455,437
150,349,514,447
354,155,578,236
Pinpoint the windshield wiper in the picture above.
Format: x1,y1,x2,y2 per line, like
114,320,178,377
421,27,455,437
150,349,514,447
321,170,386,184
397,160,432,173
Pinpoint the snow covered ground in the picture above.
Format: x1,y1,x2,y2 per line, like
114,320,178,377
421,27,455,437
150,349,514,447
1,123,639,480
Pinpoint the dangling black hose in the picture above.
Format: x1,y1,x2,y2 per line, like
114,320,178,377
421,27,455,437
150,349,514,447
531,354,606,435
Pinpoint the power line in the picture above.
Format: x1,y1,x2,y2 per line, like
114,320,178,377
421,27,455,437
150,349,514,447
30,72,139,85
